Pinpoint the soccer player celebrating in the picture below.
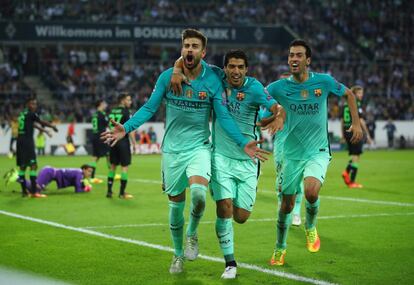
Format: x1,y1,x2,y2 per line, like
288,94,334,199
16,97,58,198
341,85,372,188
259,72,305,227
14,164,94,194
263,40,363,266
101,29,268,274
90,99,110,183
171,50,283,279
106,93,136,199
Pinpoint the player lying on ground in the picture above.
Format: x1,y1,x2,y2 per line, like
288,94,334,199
5,165,94,194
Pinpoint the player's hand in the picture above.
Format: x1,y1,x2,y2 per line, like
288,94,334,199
257,116,284,135
367,136,373,145
243,139,270,163
101,119,126,147
169,72,190,95
346,124,363,144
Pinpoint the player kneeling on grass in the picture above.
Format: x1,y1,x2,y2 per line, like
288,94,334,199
5,165,94,194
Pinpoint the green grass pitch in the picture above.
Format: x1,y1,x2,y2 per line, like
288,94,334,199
0,150,413,285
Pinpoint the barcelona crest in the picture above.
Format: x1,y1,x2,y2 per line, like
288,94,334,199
236,92,245,101
314,89,322,97
300,89,309,99
198,91,207,100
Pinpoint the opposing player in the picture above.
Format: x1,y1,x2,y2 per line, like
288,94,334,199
90,99,110,183
341,85,372,188
8,165,94,194
101,29,268,274
16,97,58,197
263,40,363,266
106,93,136,199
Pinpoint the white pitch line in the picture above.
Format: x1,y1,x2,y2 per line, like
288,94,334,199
96,175,414,207
318,195,414,207
0,210,336,285
83,212,414,229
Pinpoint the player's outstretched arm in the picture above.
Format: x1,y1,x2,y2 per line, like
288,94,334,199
39,119,58,132
34,123,52,137
101,119,126,147
345,88,363,143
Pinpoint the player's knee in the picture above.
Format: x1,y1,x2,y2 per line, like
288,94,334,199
280,197,295,213
233,207,250,224
305,191,318,203
190,184,207,211
217,199,232,218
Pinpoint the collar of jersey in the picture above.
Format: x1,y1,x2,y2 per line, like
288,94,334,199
287,72,314,83
225,77,249,90
188,64,206,83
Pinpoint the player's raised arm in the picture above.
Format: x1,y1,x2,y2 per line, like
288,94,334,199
344,88,363,143
101,71,168,146
212,87,269,162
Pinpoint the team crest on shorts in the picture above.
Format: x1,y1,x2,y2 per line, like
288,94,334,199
314,88,322,97
198,91,207,100
186,89,193,98
301,89,309,99
236,92,245,101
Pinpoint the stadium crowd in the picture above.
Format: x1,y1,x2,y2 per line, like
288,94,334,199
0,0,412,123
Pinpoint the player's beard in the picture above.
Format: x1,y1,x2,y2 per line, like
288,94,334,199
184,54,201,70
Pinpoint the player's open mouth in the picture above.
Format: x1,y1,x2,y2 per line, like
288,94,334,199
185,55,194,66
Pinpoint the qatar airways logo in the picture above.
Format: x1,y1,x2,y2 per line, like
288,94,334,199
289,103,319,115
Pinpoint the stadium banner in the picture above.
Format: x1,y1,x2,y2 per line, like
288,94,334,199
0,21,293,46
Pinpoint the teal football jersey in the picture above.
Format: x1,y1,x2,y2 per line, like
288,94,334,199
123,65,248,153
266,72,346,160
212,73,276,160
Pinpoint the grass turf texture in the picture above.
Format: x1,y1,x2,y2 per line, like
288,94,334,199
0,150,413,285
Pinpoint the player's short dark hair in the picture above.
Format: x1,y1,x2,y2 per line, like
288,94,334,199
81,164,94,170
351,85,364,93
289,39,312,58
117,92,131,103
182,29,207,49
223,49,249,67
25,97,36,104
95,99,104,108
